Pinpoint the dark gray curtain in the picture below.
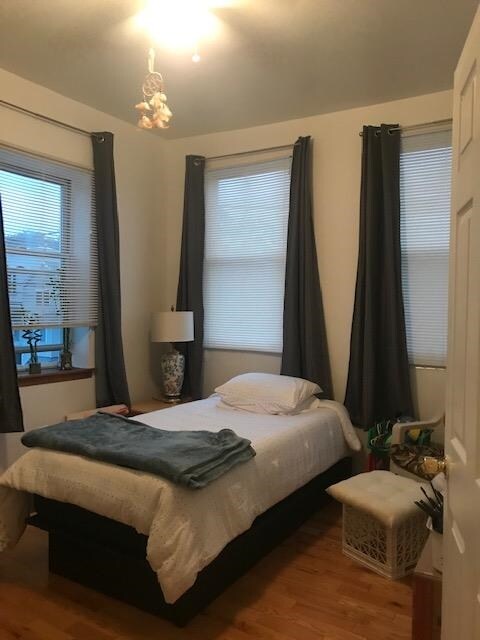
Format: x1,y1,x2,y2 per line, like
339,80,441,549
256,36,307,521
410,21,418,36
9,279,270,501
281,136,333,398
91,132,131,408
345,124,413,427
176,155,206,400
0,197,23,433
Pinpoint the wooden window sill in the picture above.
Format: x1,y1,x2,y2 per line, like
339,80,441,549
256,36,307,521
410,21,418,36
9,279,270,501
18,368,94,387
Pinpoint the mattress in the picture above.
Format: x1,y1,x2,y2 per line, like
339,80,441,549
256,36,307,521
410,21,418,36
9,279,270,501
0,397,359,603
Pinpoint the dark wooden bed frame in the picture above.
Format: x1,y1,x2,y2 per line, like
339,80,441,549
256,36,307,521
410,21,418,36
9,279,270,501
28,456,351,626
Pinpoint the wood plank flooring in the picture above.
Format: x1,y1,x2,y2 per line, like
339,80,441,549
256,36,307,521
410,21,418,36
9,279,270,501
0,501,412,640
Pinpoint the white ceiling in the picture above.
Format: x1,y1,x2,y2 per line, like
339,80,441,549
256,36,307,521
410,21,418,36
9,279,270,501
0,0,477,138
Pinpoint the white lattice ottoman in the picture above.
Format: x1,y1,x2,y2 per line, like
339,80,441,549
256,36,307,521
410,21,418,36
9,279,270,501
327,470,428,579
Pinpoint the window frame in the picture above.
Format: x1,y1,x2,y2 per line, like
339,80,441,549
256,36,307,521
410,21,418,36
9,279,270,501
203,155,292,353
399,127,452,369
2,164,69,369
0,148,95,374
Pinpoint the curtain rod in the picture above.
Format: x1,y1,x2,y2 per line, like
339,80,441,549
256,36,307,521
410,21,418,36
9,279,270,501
358,118,452,137
206,142,295,162
0,98,104,141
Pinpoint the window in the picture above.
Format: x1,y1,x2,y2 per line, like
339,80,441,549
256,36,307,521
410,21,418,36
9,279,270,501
204,156,291,352
0,146,98,369
400,129,452,367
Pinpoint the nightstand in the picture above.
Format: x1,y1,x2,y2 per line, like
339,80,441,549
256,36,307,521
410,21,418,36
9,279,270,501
129,397,192,416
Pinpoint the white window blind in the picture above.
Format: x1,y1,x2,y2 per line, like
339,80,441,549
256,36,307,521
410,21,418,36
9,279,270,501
204,156,291,352
0,146,98,329
400,129,452,367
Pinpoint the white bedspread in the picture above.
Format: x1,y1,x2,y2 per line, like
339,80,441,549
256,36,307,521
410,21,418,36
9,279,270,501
0,398,359,603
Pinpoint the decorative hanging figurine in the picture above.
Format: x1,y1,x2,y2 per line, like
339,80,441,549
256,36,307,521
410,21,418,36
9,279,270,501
135,48,172,130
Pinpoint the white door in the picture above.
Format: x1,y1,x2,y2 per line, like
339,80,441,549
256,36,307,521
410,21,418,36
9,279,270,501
442,5,480,639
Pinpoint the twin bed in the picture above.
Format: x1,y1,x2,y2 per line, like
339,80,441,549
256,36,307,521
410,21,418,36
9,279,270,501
0,389,360,625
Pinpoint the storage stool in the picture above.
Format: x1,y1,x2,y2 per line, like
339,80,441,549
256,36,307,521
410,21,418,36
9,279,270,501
327,470,428,579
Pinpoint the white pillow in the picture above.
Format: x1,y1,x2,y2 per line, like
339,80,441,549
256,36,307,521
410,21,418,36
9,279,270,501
215,373,321,415
218,395,322,415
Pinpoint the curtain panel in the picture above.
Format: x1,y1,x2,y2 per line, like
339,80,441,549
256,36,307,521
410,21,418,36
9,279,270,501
345,124,413,427
91,132,131,408
281,136,333,398
176,155,206,400
0,197,24,433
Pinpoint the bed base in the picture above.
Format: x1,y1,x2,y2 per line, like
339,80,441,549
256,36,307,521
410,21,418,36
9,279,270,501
28,456,351,626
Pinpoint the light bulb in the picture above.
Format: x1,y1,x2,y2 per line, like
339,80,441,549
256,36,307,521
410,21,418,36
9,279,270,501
136,0,219,51
192,52,201,63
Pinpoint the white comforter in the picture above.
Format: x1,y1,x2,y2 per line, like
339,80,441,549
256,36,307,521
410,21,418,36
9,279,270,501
0,398,359,603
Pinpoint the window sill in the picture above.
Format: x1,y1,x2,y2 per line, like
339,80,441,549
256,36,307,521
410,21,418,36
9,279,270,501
18,367,94,388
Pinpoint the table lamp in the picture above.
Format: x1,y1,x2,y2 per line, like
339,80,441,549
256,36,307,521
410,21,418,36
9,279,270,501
151,309,194,402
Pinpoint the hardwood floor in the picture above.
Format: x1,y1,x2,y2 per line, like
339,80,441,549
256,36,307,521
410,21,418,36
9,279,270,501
0,501,412,640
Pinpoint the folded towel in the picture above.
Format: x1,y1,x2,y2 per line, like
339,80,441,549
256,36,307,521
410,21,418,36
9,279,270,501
21,413,255,489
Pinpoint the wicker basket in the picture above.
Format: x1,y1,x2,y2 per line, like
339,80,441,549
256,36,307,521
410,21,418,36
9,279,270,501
342,504,428,579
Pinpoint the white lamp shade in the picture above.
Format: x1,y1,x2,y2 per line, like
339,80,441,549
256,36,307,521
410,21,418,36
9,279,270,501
151,311,194,343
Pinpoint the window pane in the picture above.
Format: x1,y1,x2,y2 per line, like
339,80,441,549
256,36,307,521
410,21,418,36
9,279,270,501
205,257,286,351
0,145,98,329
6,253,62,326
17,350,61,366
0,170,62,254
204,157,291,352
400,130,452,367
13,327,63,348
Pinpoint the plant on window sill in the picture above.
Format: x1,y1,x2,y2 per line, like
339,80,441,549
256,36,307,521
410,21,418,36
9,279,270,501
22,328,42,375
58,327,73,370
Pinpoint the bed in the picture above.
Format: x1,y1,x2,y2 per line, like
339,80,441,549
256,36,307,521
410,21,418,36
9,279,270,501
0,395,359,625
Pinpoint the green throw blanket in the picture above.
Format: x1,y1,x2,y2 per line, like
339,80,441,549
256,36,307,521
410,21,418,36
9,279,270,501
21,413,255,489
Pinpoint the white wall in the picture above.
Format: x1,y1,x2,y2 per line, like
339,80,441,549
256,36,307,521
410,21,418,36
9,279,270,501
155,90,453,422
0,69,167,470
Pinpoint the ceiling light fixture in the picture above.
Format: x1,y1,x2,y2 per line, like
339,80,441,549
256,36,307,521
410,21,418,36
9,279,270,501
136,0,219,53
133,0,236,128
134,48,172,130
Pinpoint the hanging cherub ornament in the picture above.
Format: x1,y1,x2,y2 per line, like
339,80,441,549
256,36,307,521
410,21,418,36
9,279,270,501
135,48,172,130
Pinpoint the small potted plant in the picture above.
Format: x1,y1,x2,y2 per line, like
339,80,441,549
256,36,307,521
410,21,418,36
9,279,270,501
59,327,73,370
22,328,42,374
